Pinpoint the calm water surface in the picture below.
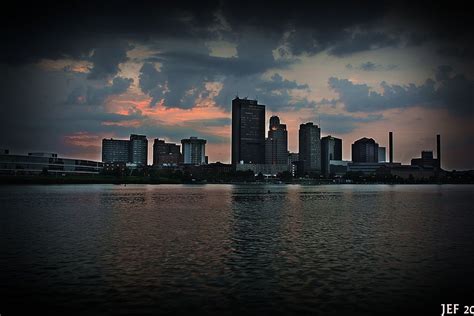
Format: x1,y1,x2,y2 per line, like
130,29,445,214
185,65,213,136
1,184,474,315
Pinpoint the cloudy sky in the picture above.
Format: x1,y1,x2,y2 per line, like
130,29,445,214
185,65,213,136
1,1,473,169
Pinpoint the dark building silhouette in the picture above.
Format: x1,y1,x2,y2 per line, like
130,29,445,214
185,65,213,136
153,139,181,166
265,116,288,165
102,139,130,163
231,97,265,164
299,122,321,173
181,137,207,165
1,151,102,175
321,135,342,177
352,137,379,163
102,134,148,165
411,150,439,169
129,134,148,166
410,134,442,170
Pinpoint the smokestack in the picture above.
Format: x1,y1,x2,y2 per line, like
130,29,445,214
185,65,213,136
437,134,441,169
389,132,393,163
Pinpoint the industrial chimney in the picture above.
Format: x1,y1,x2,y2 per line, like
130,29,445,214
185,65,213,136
389,132,393,163
437,134,441,169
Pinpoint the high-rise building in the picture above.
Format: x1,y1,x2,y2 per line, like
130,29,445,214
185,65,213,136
352,138,379,163
102,139,130,163
265,116,288,165
153,139,181,166
181,137,207,165
378,147,386,162
129,134,148,166
321,135,342,177
299,122,321,173
231,97,265,164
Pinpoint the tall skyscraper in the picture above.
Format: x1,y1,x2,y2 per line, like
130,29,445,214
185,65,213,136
181,137,207,165
299,122,321,173
102,139,130,163
129,134,148,166
352,138,379,163
231,97,265,164
321,135,342,177
153,139,181,166
265,116,288,165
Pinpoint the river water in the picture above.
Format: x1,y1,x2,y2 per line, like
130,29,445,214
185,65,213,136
1,184,473,315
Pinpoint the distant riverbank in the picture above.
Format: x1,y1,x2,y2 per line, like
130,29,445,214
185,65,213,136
1,174,472,185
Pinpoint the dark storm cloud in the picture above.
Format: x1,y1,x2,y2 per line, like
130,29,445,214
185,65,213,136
328,31,401,57
218,1,394,57
215,73,315,111
138,36,307,109
67,76,133,105
2,1,472,64
346,62,398,71
0,1,221,64
87,41,134,79
328,66,474,116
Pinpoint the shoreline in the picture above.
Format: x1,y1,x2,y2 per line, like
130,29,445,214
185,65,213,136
0,176,471,185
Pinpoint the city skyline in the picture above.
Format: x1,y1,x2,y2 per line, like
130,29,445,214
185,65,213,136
1,1,473,170
0,106,456,171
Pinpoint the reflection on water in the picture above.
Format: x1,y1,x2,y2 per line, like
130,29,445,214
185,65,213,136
1,184,473,315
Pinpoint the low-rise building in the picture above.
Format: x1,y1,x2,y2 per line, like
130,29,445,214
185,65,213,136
0,152,103,176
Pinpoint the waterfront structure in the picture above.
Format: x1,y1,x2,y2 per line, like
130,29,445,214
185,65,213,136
153,139,181,167
298,122,321,174
388,165,437,180
348,162,401,175
321,135,342,177
180,162,233,179
102,138,130,163
0,151,103,175
181,137,207,165
231,97,265,164
329,160,349,177
129,134,148,166
236,163,289,177
352,138,379,163
265,116,288,165
378,147,386,162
